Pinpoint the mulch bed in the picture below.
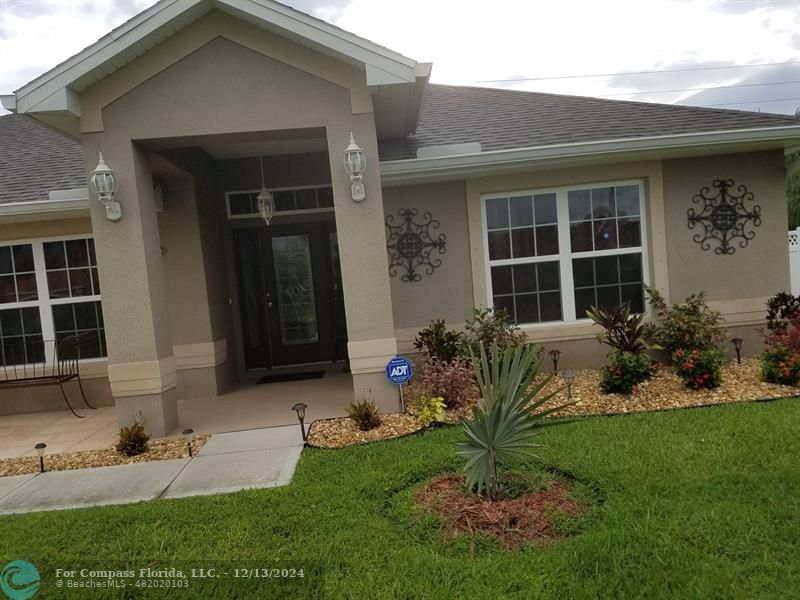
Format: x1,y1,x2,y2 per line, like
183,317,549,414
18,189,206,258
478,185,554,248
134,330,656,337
306,414,424,449
539,357,797,417
416,474,583,549
0,435,209,478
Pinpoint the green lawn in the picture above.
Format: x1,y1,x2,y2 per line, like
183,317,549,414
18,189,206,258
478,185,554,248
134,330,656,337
2,399,800,599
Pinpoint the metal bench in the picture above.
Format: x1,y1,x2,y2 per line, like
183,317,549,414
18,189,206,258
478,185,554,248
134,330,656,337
0,332,98,418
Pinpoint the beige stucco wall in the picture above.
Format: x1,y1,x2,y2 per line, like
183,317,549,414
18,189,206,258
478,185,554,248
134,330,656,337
382,181,475,341
78,11,400,413
662,150,789,324
0,217,93,241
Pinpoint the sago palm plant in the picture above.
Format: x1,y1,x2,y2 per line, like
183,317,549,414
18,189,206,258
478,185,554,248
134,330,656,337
455,342,573,500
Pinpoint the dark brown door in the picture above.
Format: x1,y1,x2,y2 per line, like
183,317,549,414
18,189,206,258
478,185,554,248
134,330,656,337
232,222,344,369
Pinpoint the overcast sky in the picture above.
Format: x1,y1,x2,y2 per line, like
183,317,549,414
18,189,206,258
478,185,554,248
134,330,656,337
1,0,798,116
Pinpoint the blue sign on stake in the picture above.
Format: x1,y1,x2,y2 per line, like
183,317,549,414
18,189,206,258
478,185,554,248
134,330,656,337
386,356,413,385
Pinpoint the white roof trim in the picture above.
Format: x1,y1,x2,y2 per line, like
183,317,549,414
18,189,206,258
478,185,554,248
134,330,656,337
0,193,89,221
380,125,800,183
13,0,420,115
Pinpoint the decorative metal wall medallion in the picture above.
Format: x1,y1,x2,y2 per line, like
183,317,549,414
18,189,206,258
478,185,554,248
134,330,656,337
687,179,761,255
385,208,447,282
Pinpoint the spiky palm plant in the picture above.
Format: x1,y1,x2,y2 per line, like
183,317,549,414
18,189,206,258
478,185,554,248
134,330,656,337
455,342,573,500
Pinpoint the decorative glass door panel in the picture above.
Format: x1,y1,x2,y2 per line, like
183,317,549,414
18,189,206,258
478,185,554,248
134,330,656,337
272,235,319,346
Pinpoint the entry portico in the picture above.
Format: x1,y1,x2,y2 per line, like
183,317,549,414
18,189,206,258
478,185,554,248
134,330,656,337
9,1,431,435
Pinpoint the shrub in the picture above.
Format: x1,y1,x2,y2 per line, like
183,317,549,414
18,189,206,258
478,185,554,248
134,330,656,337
586,302,652,354
645,288,725,357
455,343,572,500
415,395,447,427
460,307,530,361
766,292,800,334
760,315,800,385
599,350,653,394
347,400,382,431
419,357,475,408
673,348,724,389
116,422,151,457
414,319,463,363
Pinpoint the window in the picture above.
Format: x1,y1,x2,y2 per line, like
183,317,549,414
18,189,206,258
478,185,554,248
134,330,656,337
226,185,334,218
484,181,647,325
0,236,107,365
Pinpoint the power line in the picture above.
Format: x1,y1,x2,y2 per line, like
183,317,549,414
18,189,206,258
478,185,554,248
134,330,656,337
695,96,800,107
476,61,800,83
597,80,800,97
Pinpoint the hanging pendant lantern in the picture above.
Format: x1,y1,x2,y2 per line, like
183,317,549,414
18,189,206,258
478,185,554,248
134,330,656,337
256,156,275,226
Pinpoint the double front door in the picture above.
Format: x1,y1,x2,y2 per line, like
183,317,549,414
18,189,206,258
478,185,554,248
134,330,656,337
232,221,346,370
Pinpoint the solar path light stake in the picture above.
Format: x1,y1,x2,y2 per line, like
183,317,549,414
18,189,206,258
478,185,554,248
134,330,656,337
548,349,561,373
35,442,47,473
292,403,308,442
182,428,195,457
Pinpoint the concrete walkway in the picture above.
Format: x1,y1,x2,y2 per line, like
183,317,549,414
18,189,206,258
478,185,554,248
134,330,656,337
0,425,303,515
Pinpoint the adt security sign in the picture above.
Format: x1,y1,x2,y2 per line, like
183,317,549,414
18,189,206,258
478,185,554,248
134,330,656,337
386,356,413,385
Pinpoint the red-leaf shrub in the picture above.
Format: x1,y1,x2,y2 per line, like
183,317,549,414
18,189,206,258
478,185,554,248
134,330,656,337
672,348,724,390
761,315,800,385
419,358,475,408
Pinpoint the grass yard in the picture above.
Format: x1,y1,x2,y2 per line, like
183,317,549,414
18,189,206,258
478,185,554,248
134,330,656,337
2,399,799,599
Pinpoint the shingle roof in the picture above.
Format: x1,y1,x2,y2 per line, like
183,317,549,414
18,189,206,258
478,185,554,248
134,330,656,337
0,114,86,204
378,84,800,161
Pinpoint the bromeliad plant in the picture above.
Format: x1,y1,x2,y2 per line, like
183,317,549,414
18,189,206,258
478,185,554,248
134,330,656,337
455,342,572,501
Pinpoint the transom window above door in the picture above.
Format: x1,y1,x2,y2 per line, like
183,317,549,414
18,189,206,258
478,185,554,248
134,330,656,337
483,181,648,326
226,185,334,219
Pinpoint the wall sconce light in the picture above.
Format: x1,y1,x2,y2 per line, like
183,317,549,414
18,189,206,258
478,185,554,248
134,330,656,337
343,132,366,202
256,156,275,226
562,370,576,402
90,153,121,221
182,428,195,457
731,338,743,364
548,349,561,372
291,402,308,442
34,442,47,473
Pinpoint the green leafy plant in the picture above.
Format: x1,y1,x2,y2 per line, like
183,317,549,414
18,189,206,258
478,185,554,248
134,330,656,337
415,395,447,427
586,302,653,354
347,399,382,431
645,288,725,357
414,319,464,363
673,348,725,389
419,357,475,408
116,422,151,457
766,292,800,334
455,342,572,500
599,350,653,394
459,307,534,377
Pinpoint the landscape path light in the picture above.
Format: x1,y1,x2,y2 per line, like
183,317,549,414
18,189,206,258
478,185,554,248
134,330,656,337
548,349,561,372
731,338,743,364
182,428,195,458
34,442,47,473
292,403,308,442
562,370,576,402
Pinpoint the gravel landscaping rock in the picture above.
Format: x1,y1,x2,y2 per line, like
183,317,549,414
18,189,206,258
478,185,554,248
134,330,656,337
0,436,209,478
307,414,424,449
540,357,796,417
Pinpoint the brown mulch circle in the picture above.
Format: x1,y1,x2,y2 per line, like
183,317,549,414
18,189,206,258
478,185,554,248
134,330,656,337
539,357,797,417
0,435,209,478
306,414,424,449
416,474,583,549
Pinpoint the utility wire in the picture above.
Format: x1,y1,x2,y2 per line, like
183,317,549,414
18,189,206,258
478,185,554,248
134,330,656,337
695,96,800,107
476,61,800,83
597,80,800,97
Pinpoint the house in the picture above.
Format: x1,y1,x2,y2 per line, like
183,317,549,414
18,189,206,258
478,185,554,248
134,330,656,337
1,0,798,436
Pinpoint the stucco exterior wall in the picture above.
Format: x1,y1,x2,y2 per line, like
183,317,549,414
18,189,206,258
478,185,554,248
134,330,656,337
382,181,475,345
662,150,789,324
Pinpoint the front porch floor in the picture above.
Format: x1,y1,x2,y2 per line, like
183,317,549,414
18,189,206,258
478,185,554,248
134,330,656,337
0,370,354,459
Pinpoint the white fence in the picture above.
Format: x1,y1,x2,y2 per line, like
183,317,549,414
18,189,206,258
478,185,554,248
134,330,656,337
790,228,800,295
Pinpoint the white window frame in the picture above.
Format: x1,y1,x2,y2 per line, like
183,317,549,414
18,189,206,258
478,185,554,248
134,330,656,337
0,233,106,365
225,184,335,220
481,179,650,328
